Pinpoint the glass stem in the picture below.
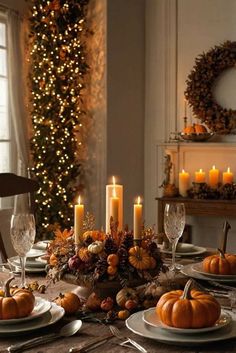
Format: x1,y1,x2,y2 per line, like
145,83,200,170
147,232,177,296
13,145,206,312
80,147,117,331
171,239,178,270
20,256,26,287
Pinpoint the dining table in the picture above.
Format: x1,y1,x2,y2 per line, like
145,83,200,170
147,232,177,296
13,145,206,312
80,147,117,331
1,252,236,353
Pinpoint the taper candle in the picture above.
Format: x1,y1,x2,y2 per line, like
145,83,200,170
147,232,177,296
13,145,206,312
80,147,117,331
74,196,84,244
106,176,123,233
223,167,233,185
110,188,119,225
178,169,190,197
133,196,143,240
209,165,219,188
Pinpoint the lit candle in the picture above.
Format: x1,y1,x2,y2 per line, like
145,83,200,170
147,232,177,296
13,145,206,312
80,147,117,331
74,196,84,244
195,169,206,183
178,169,190,197
223,167,234,185
106,176,123,233
133,196,143,240
209,165,219,188
110,187,119,225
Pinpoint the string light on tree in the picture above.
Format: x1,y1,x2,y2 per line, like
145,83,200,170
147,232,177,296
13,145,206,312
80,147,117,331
29,0,89,238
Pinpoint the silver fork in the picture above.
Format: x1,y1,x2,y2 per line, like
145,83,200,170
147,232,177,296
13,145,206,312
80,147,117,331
109,325,147,353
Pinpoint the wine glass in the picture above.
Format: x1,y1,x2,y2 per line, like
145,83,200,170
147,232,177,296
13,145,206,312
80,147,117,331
10,194,36,287
164,202,185,271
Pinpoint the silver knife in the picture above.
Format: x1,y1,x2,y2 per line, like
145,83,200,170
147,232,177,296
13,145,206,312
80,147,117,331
69,334,113,353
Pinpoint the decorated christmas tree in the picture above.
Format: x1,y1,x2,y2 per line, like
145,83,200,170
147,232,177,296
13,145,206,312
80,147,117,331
28,0,89,238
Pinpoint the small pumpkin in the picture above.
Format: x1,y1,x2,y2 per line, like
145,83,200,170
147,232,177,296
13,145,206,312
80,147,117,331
156,279,221,328
88,241,104,254
107,253,119,266
203,248,236,275
54,292,81,314
107,265,117,276
128,246,151,270
82,230,106,242
118,309,130,320
0,277,35,320
116,287,138,308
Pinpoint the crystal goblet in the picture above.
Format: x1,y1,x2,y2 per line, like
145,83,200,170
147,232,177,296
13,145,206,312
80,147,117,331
164,202,185,271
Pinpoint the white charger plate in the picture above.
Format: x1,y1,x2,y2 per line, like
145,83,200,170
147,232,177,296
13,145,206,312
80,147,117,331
25,249,46,258
161,244,206,257
32,241,50,251
0,303,64,335
181,263,236,283
126,310,236,346
7,258,46,274
142,307,231,334
192,262,236,280
9,256,46,269
0,297,51,325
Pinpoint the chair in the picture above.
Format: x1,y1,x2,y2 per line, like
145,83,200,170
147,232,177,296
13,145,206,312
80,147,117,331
0,173,39,261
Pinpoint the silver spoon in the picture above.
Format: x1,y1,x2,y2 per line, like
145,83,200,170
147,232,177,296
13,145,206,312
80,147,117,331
8,319,83,353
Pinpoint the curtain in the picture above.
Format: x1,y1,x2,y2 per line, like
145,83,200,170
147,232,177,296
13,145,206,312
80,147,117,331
7,10,29,177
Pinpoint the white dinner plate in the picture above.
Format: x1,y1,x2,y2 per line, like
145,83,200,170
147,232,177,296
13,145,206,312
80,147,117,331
9,256,46,269
0,297,51,325
142,307,231,334
0,303,64,335
161,244,206,257
7,258,46,274
126,310,236,346
192,262,236,280
32,240,50,251
181,263,236,283
25,249,46,258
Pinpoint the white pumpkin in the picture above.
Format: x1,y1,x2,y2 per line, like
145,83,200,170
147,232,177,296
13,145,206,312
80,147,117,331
88,241,104,254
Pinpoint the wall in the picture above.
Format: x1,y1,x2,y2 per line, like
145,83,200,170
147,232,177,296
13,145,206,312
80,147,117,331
145,0,236,251
107,0,145,229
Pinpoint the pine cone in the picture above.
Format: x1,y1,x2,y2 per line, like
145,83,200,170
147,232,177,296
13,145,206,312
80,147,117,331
104,236,118,255
117,245,128,271
121,231,133,250
94,256,108,279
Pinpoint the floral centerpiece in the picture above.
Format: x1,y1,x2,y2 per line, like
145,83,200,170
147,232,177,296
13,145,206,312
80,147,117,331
46,214,164,294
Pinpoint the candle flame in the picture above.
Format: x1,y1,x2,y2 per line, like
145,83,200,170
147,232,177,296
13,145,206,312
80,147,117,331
137,196,141,205
199,168,202,172
78,195,81,205
213,165,216,170
182,169,185,173
112,187,117,198
228,167,231,172
112,176,116,186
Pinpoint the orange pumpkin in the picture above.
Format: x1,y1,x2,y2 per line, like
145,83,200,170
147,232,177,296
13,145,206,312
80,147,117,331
195,124,207,133
0,277,35,320
203,248,236,275
54,292,81,314
183,125,195,134
156,279,221,328
82,230,106,242
107,253,119,266
128,246,151,270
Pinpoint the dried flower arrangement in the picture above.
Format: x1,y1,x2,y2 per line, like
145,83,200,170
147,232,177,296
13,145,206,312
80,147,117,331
46,214,165,291
187,182,236,200
185,41,236,134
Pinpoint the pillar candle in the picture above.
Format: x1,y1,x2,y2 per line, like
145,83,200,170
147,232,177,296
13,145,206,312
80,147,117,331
223,167,234,185
195,169,206,183
209,165,219,188
110,188,119,225
178,169,190,197
74,196,84,244
106,176,123,233
133,196,143,240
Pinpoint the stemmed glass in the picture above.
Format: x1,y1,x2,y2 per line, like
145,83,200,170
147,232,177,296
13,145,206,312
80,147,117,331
164,202,185,271
10,194,36,287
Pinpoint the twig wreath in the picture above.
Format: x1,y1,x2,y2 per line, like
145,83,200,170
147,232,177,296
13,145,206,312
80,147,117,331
185,41,236,134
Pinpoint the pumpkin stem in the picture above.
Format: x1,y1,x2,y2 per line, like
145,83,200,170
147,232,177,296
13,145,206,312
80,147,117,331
180,279,193,300
218,248,226,259
4,276,15,297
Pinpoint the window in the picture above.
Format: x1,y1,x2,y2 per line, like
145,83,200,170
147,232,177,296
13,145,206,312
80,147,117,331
0,14,10,174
